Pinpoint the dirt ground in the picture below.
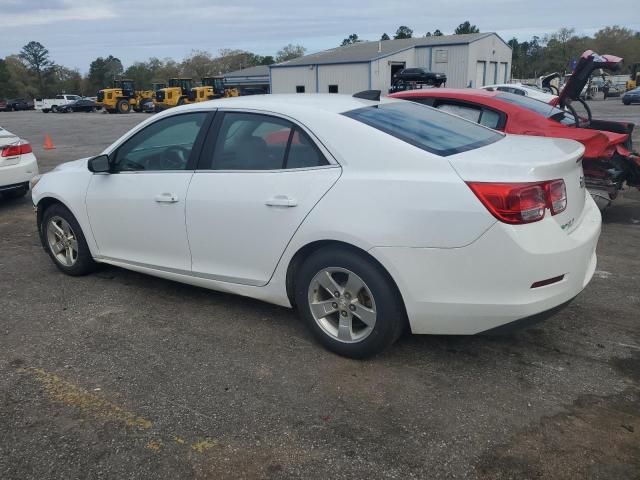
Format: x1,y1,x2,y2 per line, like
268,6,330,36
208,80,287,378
0,99,639,479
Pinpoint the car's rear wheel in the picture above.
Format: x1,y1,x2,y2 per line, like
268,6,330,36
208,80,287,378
41,203,97,276
295,246,405,358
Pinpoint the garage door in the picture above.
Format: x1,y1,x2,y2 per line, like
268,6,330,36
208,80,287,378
489,62,497,84
475,61,486,87
498,63,507,84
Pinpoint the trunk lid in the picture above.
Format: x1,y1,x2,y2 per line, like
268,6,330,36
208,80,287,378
557,50,623,107
449,134,587,234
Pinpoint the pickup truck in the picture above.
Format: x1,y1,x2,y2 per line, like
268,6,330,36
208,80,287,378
34,94,81,113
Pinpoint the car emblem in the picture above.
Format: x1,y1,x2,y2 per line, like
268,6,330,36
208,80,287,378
579,176,585,189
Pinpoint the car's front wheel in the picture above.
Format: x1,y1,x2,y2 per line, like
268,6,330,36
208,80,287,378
295,246,405,358
41,203,97,276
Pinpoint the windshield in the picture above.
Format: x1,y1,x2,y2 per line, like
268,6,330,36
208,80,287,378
496,93,576,126
343,101,502,156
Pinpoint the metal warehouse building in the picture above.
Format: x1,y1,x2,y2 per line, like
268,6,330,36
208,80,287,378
270,33,512,94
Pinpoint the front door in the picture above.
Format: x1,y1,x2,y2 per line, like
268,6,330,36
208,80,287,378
186,111,341,286
86,111,209,271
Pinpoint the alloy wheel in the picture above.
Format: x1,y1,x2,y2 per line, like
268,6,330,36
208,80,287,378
307,267,377,343
46,216,78,267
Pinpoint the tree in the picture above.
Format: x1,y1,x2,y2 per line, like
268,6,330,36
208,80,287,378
381,33,390,41
87,55,123,91
275,44,306,63
341,34,361,46
454,21,479,34
259,56,275,65
433,29,444,36
394,26,413,39
181,49,217,80
0,59,18,98
19,41,51,94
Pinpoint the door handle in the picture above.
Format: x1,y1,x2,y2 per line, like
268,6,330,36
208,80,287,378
154,193,179,203
265,195,297,207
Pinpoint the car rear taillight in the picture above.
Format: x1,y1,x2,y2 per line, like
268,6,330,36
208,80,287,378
466,179,567,225
1,142,32,157
546,179,567,215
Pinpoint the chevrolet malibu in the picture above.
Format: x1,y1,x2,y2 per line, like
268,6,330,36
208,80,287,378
31,93,601,358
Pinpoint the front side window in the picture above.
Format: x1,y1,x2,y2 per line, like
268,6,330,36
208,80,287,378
343,101,502,156
112,112,207,172
207,112,328,170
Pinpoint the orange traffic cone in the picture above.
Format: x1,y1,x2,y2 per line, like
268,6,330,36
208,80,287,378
43,134,55,150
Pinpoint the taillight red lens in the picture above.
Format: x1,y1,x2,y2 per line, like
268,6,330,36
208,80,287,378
467,179,567,225
546,179,567,215
1,142,32,157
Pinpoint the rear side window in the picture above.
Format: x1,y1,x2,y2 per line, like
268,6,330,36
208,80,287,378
343,102,502,156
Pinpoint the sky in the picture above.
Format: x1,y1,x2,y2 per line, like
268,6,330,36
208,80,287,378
1,0,637,73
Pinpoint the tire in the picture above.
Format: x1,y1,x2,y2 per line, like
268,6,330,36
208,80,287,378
116,99,131,114
40,203,97,276
51,106,58,113
294,246,406,358
42,109,50,113
623,100,631,106
2,184,28,199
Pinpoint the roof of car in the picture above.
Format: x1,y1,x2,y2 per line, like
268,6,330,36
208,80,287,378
166,93,401,116
392,88,500,99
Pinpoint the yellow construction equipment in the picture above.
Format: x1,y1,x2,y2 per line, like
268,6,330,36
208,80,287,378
199,76,239,100
154,78,195,110
626,63,640,91
96,79,155,114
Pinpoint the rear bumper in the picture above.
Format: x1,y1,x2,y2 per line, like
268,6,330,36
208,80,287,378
370,194,601,335
0,154,38,188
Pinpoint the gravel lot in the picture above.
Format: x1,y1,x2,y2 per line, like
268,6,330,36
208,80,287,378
1,100,639,479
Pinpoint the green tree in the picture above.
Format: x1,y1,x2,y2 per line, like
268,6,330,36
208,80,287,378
275,44,306,63
454,21,479,34
181,49,217,80
259,55,275,65
381,33,390,41
0,58,19,98
433,29,444,36
394,26,413,39
19,41,51,94
341,34,361,46
87,55,124,92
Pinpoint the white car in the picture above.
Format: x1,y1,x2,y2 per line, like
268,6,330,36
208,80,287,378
481,83,557,103
31,94,601,357
0,126,39,199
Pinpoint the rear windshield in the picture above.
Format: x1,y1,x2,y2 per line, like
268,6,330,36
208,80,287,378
342,101,502,156
496,93,575,126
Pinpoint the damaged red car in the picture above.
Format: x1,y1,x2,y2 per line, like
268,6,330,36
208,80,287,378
390,51,639,209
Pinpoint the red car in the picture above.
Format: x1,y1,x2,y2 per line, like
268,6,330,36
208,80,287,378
390,51,639,209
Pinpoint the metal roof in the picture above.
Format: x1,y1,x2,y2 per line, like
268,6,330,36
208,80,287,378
271,33,500,68
224,65,270,78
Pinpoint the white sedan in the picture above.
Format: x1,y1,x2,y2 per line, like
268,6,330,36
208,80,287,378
481,83,557,103
0,126,39,199
31,93,601,358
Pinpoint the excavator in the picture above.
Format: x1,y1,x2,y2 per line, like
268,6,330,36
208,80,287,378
96,79,155,114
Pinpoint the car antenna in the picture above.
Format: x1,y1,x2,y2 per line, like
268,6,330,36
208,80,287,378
353,90,381,101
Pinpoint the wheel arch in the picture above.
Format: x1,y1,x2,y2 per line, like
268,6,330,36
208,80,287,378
285,240,409,326
36,196,68,249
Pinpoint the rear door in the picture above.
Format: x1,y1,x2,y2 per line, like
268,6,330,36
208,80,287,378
186,111,341,286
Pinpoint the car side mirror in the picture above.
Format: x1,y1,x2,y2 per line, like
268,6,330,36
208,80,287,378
88,154,111,173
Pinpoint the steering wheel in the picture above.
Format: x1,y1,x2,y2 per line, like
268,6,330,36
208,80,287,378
162,145,189,170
